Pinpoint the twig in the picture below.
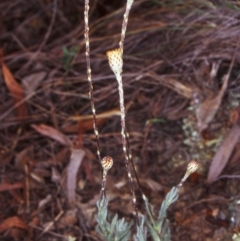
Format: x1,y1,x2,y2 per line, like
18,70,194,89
37,0,58,52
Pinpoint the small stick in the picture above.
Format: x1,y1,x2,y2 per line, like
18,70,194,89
24,164,30,213
40,210,64,237
84,0,101,162
37,0,58,52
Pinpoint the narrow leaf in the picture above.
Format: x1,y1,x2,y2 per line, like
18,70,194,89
0,182,23,192
196,75,228,132
2,61,28,118
67,148,85,204
32,124,72,146
207,124,240,183
196,40,238,132
0,216,28,233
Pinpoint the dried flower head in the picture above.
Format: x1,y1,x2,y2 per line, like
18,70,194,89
179,160,199,187
101,156,113,172
186,160,199,175
106,48,123,77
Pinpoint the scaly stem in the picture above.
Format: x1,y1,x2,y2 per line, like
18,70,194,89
119,0,134,54
116,73,138,220
84,0,101,162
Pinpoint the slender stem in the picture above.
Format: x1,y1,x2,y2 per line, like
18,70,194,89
125,129,143,193
119,0,134,54
101,170,108,199
114,0,138,220
116,74,138,220
118,0,141,212
84,0,101,162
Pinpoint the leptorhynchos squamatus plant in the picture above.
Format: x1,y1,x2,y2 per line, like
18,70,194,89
83,1,199,240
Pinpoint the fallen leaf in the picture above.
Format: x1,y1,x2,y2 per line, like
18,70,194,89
69,109,121,121
57,209,77,228
196,40,239,132
196,74,228,132
0,182,23,192
38,194,52,210
22,71,46,96
141,178,163,192
146,72,194,99
207,124,240,183
0,216,28,233
51,167,61,183
14,146,32,170
114,180,127,189
67,148,85,204
1,60,27,118
32,124,72,146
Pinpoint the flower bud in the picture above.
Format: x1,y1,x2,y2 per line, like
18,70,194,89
106,48,123,77
101,156,113,171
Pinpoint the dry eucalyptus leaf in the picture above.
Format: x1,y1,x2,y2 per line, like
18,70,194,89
14,146,32,169
0,182,23,192
141,178,163,192
32,124,72,146
51,167,61,183
0,216,28,233
38,194,52,210
114,180,127,189
196,75,228,132
57,209,77,229
23,71,46,96
2,61,28,118
146,72,194,99
207,124,240,183
67,148,85,204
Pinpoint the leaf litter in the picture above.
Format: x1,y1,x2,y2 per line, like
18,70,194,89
1,1,240,241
